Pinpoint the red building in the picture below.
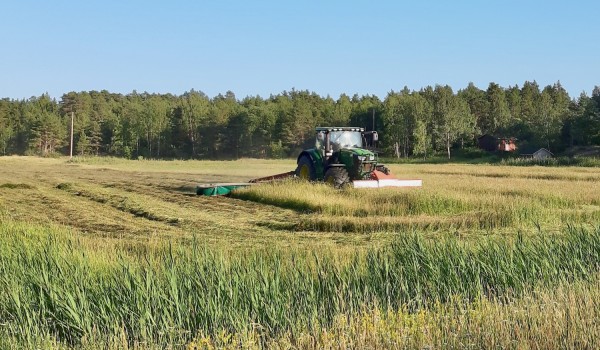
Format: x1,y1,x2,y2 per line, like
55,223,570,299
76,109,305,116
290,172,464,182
477,134,517,152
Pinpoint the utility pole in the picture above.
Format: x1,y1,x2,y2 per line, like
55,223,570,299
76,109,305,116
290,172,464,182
372,108,375,131
69,111,74,159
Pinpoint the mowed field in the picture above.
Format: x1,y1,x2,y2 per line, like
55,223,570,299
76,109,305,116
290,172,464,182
1,156,600,349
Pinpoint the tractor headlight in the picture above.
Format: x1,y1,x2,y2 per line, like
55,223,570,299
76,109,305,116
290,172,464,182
357,156,366,161
369,155,375,161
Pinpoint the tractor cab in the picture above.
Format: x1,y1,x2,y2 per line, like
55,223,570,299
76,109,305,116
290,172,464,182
315,127,365,158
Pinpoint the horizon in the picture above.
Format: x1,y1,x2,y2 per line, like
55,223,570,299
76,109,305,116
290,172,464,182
3,79,593,102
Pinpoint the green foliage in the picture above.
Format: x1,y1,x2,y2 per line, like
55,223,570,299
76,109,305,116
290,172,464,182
485,82,511,134
1,83,600,160
76,130,90,156
500,156,600,167
0,124,12,155
412,119,430,158
431,85,477,159
383,90,432,158
23,94,66,156
268,140,287,159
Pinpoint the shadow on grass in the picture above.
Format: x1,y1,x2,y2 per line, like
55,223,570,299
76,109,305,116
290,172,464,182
232,190,319,214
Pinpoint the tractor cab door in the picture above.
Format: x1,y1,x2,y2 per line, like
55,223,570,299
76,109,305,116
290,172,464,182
316,130,333,158
315,131,326,154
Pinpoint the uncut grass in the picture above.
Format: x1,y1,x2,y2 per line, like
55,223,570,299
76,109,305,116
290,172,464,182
7,282,600,350
2,220,600,347
256,279,600,350
233,173,600,233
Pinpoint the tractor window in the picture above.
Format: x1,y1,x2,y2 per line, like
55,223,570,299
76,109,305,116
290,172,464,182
315,131,326,151
329,131,363,151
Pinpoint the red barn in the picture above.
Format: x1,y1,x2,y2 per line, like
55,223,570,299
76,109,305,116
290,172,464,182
498,137,517,152
477,134,517,152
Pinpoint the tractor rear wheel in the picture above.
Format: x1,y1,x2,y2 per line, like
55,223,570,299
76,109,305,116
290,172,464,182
324,167,350,188
296,156,316,181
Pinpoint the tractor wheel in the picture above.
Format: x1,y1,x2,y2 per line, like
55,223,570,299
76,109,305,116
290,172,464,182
324,167,350,188
296,156,316,181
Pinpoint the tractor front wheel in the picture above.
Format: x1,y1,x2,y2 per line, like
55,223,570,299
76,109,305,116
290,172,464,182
324,167,350,188
296,156,316,181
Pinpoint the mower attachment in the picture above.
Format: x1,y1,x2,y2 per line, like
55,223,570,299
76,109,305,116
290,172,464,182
352,170,422,188
353,179,422,188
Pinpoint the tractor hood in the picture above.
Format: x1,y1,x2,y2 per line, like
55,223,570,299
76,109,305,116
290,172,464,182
340,148,376,161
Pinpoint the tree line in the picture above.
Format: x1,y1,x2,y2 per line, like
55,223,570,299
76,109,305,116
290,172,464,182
0,82,599,159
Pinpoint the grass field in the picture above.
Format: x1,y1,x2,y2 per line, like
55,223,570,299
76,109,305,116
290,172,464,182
1,156,600,349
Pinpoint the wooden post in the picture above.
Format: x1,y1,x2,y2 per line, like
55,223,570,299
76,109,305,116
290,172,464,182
372,108,375,131
70,111,74,159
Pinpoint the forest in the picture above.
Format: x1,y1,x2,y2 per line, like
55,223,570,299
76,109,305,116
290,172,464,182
0,81,599,160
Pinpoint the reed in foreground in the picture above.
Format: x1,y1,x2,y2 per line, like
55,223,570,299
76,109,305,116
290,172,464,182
1,220,600,347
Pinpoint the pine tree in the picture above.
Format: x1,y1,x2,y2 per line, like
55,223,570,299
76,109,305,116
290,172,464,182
76,130,90,155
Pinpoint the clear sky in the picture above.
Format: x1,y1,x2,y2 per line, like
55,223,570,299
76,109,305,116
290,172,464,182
1,0,598,100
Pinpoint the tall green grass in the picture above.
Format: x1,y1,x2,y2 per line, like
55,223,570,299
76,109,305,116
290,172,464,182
260,279,600,349
2,221,600,347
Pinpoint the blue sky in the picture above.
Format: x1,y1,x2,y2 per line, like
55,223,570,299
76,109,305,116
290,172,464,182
1,0,598,100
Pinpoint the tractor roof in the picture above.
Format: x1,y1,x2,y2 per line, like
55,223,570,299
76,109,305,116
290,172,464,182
315,127,364,132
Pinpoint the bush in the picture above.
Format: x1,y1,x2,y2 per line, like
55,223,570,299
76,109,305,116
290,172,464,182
269,141,287,159
501,156,600,167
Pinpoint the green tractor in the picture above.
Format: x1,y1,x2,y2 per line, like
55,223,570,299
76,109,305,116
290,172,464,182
296,127,420,188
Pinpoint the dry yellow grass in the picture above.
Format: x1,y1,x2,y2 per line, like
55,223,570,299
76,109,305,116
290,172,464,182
0,156,388,251
233,163,600,237
3,156,600,247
